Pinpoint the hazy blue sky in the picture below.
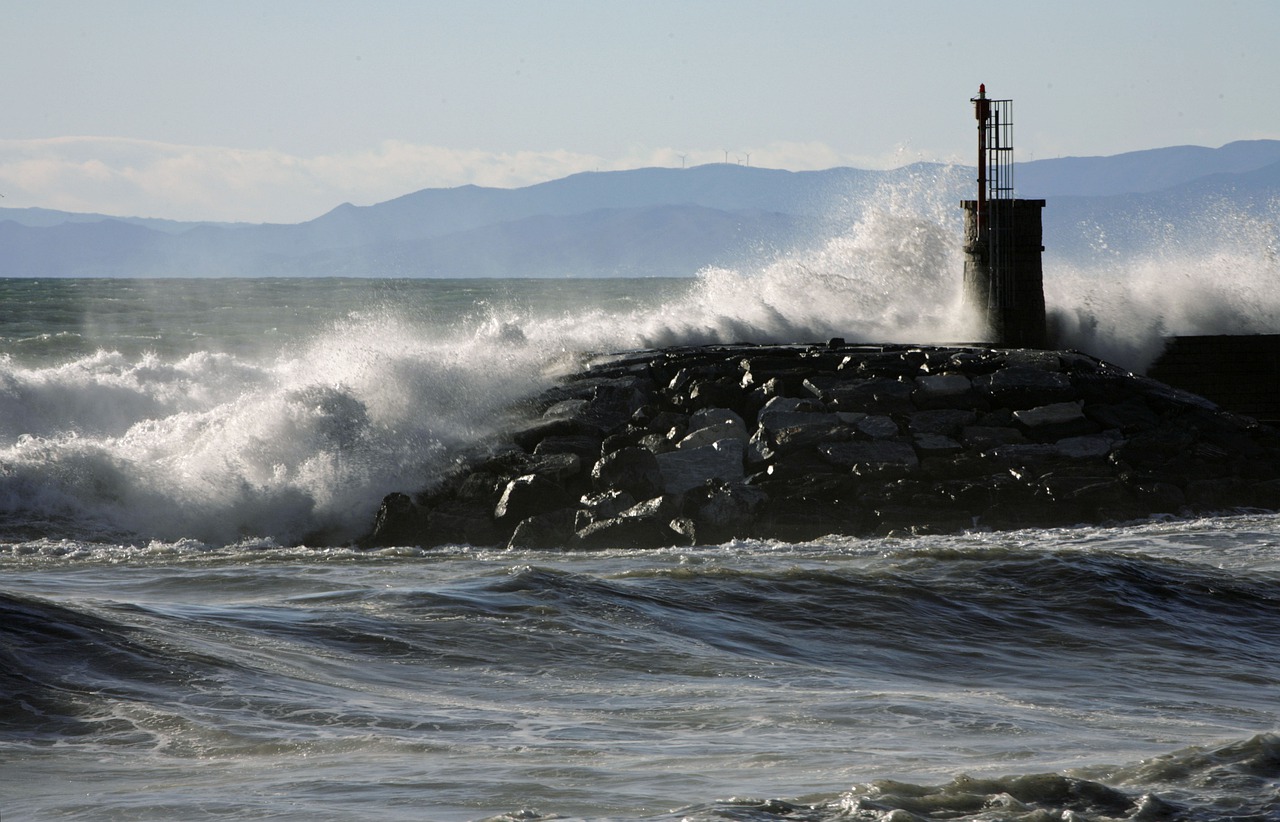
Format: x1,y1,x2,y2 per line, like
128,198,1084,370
2,0,1276,222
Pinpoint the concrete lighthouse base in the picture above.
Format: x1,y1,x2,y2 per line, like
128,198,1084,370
962,199,1047,349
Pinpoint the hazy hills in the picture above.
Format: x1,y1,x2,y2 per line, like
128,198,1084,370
2,140,1278,278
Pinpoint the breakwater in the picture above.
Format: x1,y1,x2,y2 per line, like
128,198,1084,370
365,342,1280,548
1150,334,1280,424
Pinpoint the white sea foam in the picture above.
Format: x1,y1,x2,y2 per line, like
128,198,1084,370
0,316,562,545
0,171,1275,546
1046,199,1280,370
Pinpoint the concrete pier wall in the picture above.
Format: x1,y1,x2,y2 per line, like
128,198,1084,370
1149,334,1280,423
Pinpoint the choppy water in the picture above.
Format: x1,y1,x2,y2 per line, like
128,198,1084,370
3,193,1280,819
4,522,1280,821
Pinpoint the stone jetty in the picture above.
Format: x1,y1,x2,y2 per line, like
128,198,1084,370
364,342,1280,549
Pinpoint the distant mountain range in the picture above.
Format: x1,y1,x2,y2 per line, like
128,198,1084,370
3,140,1279,278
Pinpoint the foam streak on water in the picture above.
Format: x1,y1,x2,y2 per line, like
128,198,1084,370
2,175,1280,819
0,188,982,546
2,518,1279,820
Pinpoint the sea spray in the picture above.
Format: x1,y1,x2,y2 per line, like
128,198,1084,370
0,310,575,545
0,172,1275,546
0,191,972,547
515,189,977,353
1046,197,1280,370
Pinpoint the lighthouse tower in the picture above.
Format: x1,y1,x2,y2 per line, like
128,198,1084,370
961,85,1047,348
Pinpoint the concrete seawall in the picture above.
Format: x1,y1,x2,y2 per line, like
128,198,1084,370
1150,334,1280,425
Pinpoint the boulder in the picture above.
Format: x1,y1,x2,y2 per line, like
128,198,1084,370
977,366,1074,408
366,492,424,547
425,499,505,547
826,378,915,414
656,438,747,494
768,420,852,454
591,447,664,500
678,409,749,449
480,450,582,484
856,414,900,439
533,434,603,463
1013,400,1098,441
574,495,695,550
961,425,1027,449
757,395,824,424
819,441,920,472
684,481,770,542
508,509,578,550
577,489,638,523
913,433,964,456
494,474,574,524
364,341,1280,547
908,409,978,436
912,374,979,410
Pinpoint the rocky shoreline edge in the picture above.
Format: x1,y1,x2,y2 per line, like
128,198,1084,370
363,341,1280,549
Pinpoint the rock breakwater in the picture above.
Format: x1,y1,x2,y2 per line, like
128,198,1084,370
364,342,1280,549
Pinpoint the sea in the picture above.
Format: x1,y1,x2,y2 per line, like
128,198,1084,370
3,200,1280,820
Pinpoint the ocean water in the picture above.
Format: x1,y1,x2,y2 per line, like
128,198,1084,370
3,197,1280,820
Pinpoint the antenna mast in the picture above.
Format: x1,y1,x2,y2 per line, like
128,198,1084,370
961,84,1046,348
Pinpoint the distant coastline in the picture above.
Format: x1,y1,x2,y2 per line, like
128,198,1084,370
3,140,1279,279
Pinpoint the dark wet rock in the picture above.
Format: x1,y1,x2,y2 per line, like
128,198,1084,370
977,366,1075,409
769,420,853,454
656,439,746,494
636,432,675,454
600,430,642,455
479,450,582,484
758,394,830,423
367,492,424,547
683,481,770,543
827,378,915,414
508,509,578,550
591,447,663,500
855,414,899,439
1080,399,1162,432
682,376,745,412
541,398,590,421
1014,400,1100,441
361,342,1280,549
511,417,606,453
844,350,927,378
533,434,603,463
1055,433,1121,459
751,448,843,481
455,472,506,505
913,433,965,456
574,495,694,550
913,373,985,411
754,473,872,541
425,498,505,547
908,409,979,437
1250,478,1280,508
495,474,575,524
819,441,920,472
677,408,749,449
1132,480,1187,513
576,490,638,526
644,410,691,437
961,425,1028,450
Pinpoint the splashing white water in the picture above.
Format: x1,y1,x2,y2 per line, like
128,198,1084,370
1,170,1275,546
521,174,977,352
1047,198,1280,370
0,315,559,545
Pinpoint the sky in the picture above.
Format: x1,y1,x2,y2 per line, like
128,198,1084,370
2,0,1277,224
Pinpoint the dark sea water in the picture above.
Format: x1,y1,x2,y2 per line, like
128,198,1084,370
2,204,1280,821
